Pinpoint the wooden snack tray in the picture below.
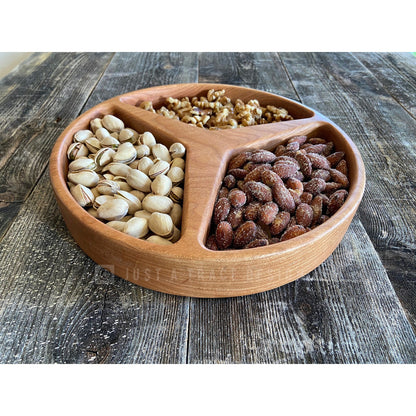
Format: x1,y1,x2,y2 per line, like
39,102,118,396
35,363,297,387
49,83,366,298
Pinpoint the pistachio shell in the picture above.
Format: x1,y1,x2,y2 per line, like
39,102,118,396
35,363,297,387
96,179,120,195
97,199,129,221
85,137,101,153
68,157,96,172
106,221,126,232
95,147,116,167
110,132,119,139
169,186,184,203
119,128,139,144
68,170,100,187
129,190,145,201
148,212,174,237
136,156,154,175
169,142,186,158
152,143,171,162
87,207,99,219
67,142,89,160
70,184,95,207
170,203,182,228
167,166,184,186
95,127,111,141
151,174,172,196
102,114,124,132
168,226,181,243
113,142,137,164
90,118,103,133
126,169,152,192
104,162,131,177
100,135,120,148
114,179,133,192
124,217,149,238
148,160,170,179
73,129,94,143
142,194,173,214
170,157,185,170
90,186,101,199
128,160,140,169
138,131,156,148
134,210,153,220
135,144,151,158
115,190,142,215
146,235,173,245
93,194,114,209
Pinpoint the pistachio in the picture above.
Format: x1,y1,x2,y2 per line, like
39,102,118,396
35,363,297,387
124,217,149,239
68,157,97,172
110,132,119,139
113,177,133,192
169,142,186,158
148,212,174,237
135,144,151,158
148,160,170,179
90,118,103,133
100,135,120,148
74,129,94,143
70,184,95,207
113,142,137,164
104,162,131,177
136,156,154,175
142,194,173,214
134,210,153,220
120,215,133,223
152,143,171,162
168,226,181,243
119,127,139,144
138,131,156,148
93,194,114,209
170,203,182,228
151,174,172,196
169,186,184,203
115,190,142,215
87,207,99,219
129,190,145,201
94,147,115,167
85,137,102,154
95,127,112,141
170,157,185,170
102,114,124,132
97,199,129,221
67,142,89,160
146,235,173,245
68,170,100,187
167,166,184,186
106,221,126,232
128,160,140,169
126,169,152,192
96,179,120,195
90,186,101,199
102,173,114,180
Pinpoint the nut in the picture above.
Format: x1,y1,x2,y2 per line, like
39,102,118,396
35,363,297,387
102,115,124,132
97,199,129,221
148,212,174,237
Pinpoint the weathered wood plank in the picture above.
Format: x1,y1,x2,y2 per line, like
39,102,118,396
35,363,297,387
198,52,300,101
353,52,416,118
84,52,198,109
186,52,416,363
280,52,416,331
0,53,114,241
188,219,416,363
0,52,199,363
0,171,189,363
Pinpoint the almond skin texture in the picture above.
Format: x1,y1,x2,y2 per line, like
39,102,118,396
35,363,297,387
228,152,252,170
227,207,245,229
280,225,307,242
215,221,233,249
244,238,269,249
304,178,326,195
250,150,277,164
295,152,313,177
233,221,257,248
244,201,261,221
272,162,299,179
228,189,247,208
213,197,231,225
271,181,296,213
245,181,273,203
307,153,331,170
258,202,279,225
295,203,313,227
270,211,291,236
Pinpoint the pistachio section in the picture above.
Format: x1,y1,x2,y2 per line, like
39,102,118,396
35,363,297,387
66,114,186,245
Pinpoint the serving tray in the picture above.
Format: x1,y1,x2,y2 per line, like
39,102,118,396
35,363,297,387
49,83,366,298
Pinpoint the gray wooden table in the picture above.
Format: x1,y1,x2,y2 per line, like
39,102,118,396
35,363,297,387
0,52,415,364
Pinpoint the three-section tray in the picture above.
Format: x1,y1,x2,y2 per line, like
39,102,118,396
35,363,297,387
49,83,366,298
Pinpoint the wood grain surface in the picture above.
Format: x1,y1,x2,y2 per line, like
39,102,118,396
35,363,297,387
0,52,415,363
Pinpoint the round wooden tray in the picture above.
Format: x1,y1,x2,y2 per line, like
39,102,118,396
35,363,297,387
49,83,366,298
